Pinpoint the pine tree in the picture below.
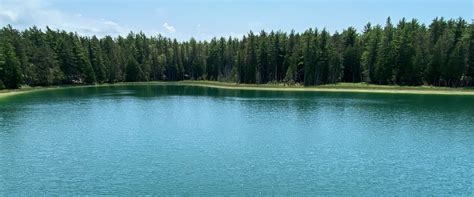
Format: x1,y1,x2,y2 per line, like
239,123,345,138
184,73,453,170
318,29,330,85
412,24,430,85
2,26,29,85
125,58,141,82
361,24,382,83
173,39,184,80
0,45,4,89
0,17,471,88
437,28,456,86
89,36,106,83
303,29,316,85
393,18,417,85
101,36,123,83
426,18,447,85
467,25,474,85
258,31,270,83
342,27,362,82
284,30,298,83
375,18,396,84
32,44,64,85
245,32,257,83
72,36,95,84
207,38,221,80
0,41,22,89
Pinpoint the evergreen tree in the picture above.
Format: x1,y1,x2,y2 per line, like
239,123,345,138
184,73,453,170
467,25,474,85
393,18,417,85
375,18,396,84
361,24,382,83
342,27,362,82
32,43,64,85
284,30,299,83
0,47,4,89
72,36,96,84
125,58,141,82
101,36,123,83
0,17,471,89
257,31,269,83
89,36,106,83
318,29,330,85
0,41,22,89
207,38,221,80
244,32,257,83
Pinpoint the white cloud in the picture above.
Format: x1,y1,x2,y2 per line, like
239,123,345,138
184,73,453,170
0,0,127,36
0,9,18,22
163,22,176,33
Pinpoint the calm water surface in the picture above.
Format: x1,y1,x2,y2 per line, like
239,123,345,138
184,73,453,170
0,85,473,195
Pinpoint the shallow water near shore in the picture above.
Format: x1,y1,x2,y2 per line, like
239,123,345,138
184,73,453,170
0,84,473,195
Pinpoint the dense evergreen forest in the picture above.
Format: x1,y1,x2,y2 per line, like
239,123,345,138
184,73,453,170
0,17,473,90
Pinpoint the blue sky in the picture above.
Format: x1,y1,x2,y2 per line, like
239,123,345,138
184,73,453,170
0,0,472,40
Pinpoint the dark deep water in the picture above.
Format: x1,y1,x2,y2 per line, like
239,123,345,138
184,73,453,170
0,84,473,195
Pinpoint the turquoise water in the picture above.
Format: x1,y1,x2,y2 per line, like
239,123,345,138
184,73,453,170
0,85,473,195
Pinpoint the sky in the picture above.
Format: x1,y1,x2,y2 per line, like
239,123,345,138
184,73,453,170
0,0,472,40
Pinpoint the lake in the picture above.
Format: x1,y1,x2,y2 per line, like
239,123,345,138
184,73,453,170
0,84,473,195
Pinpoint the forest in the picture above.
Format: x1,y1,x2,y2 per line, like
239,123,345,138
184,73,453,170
0,17,472,90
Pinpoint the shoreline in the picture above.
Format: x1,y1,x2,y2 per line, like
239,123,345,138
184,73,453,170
1,80,474,98
177,81,474,95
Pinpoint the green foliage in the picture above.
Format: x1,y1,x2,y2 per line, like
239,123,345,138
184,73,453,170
89,36,107,83
0,46,4,90
374,18,396,84
125,58,142,82
467,25,474,83
0,17,471,89
72,37,96,84
342,27,362,83
244,32,258,83
0,40,22,89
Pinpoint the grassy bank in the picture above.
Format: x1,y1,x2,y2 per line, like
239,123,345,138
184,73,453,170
1,80,474,99
0,84,113,99
0,86,55,98
178,81,474,95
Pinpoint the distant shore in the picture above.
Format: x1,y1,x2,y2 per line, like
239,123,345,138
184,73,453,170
177,81,474,95
2,80,474,99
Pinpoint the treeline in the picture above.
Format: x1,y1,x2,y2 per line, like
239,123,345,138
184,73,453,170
0,17,473,89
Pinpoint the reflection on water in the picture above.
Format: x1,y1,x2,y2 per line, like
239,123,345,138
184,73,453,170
0,84,473,195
